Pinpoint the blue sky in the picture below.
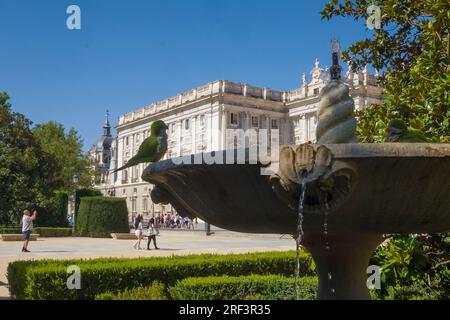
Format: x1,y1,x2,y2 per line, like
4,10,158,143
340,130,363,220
0,0,370,150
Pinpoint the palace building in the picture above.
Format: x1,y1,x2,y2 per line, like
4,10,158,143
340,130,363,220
89,60,383,221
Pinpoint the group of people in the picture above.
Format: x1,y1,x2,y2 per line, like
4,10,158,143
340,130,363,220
157,213,196,230
133,214,159,251
132,213,197,250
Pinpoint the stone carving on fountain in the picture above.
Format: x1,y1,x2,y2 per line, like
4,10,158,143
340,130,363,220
316,80,357,144
269,144,357,214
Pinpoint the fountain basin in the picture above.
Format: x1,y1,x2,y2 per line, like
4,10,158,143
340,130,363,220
143,143,450,235
142,143,450,299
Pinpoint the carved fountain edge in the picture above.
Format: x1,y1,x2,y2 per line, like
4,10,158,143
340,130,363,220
269,144,358,213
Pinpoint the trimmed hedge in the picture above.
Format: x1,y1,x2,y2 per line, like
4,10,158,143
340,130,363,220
7,251,314,300
33,227,72,237
0,227,21,234
169,275,318,300
96,282,167,300
76,197,129,237
95,275,317,300
0,227,71,236
75,188,102,215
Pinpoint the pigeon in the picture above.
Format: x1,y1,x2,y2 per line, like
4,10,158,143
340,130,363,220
386,119,430,142
115,120,168,172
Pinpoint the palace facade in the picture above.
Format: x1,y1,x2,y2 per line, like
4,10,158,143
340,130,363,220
89,60,383,221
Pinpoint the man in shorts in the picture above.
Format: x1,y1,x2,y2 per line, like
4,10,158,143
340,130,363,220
22,209,37,253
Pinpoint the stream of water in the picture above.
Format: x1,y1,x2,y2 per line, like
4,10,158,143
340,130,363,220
295,175,335,299
323,200,335,296
295,174,307,300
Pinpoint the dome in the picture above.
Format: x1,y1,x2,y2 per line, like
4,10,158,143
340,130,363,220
90,110,113,152
96,135,113,150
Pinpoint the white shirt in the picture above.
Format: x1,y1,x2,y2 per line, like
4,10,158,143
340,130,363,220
22,215,33,232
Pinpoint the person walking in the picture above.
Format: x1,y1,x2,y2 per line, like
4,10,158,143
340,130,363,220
146,219,159,250
133,214,144,250
188,217,195,230
21,209,37,253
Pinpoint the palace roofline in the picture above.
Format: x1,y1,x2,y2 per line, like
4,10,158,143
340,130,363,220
117,61,381,127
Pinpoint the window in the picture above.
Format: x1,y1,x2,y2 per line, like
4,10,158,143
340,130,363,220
313,88,320,95
184,119,190,130
271,119,279,129
131,198,137,213
136,133,140,143
132,166,140,182
230,113,238,125
143,197,148,213
200,115,206,127
125,136,129,146
251,116,259,127
171,123,175,134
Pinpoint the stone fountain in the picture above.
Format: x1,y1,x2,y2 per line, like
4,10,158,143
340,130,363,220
142,41,450,300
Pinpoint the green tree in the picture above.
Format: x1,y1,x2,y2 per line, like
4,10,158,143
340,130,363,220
32,121,93,192
321,0,450,142
0,93,60,224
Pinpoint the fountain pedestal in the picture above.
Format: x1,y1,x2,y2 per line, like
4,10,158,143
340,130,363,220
303,233,382,300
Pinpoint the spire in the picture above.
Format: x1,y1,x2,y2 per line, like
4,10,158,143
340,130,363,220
103,110,111,136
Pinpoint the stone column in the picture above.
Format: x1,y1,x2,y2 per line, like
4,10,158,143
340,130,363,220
129,134,134,158
303,233,383,300
220,107,228,150
117,138,124,184
191,116,196,154
244,112,250,131
210,107,220,151
177,121,182,156
301,115,307,143
206,112,212,152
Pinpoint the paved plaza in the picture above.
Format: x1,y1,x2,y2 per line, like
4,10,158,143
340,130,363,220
0,230,294,299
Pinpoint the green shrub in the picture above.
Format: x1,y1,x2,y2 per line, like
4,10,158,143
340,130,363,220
96,282,167,300
370,284,440,300
168,275,318,300
35,191,69,227
76,197,129,237
0,227,22,234
33,227,72,237
75,188,102,214
370,234,450,300
7,251,314,300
